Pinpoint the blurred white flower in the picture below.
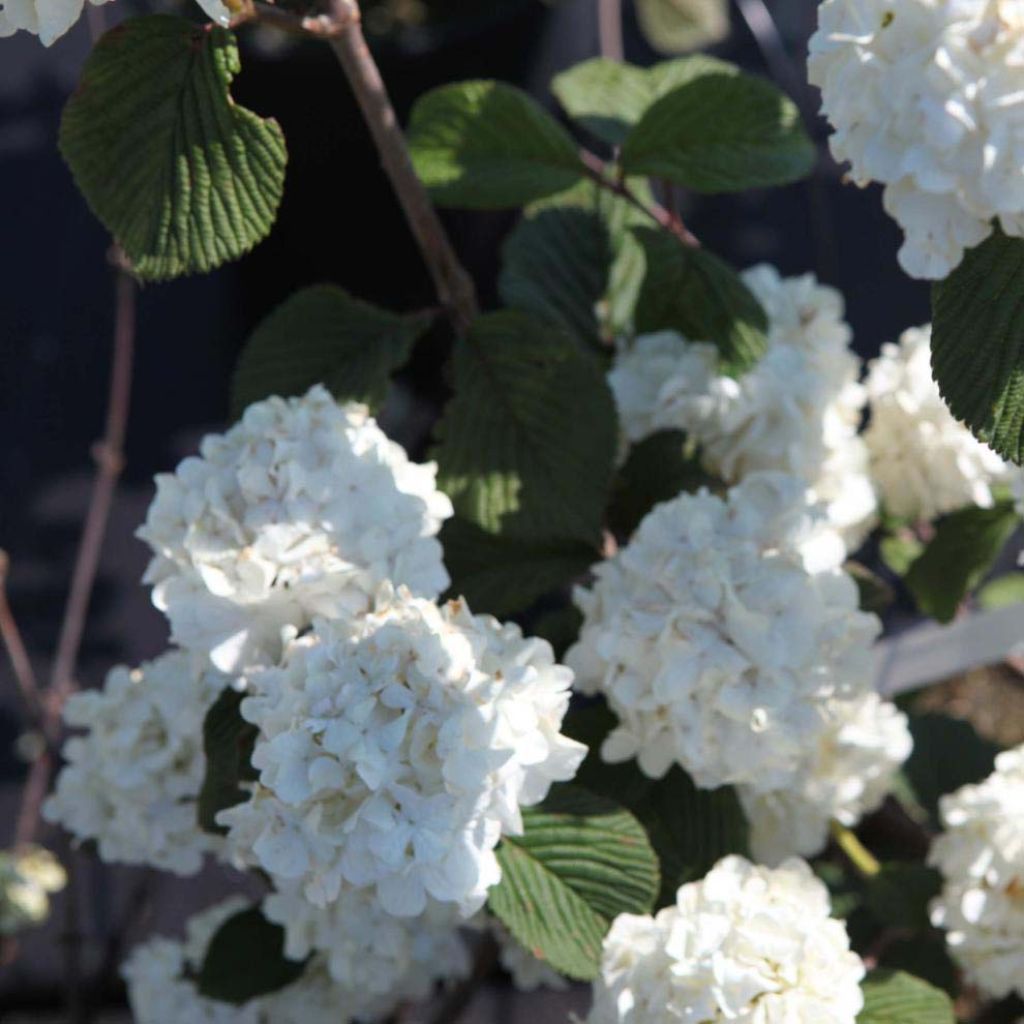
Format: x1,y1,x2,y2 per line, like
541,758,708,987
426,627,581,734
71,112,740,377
864,325,1009,520
138,385,452,673
43,651,225,875
608,266,875,548
220,584,585,916
929,742,1024,1000
809,0,1024,279
262,882,469,1003
739,692,912,865
0,0,110,46
566,473,879,792
587,855,865,1023
0,845,66,936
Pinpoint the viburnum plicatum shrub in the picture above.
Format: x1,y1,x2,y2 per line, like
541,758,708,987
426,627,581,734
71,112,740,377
7,0,1024,1021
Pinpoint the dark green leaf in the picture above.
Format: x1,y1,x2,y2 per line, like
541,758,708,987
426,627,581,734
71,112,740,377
197,906,306,1004
609,430,719,537
634,0,730,55
433,311,618,545
620,69,814,193
904,500,1018,622
441,517,597,617
551,56,735,147
878,937,958,997
632,227,768,374
488,784,659,980
977,571,1024,609
198,688,258,836
858,969,955,1024
931,227,1024,463
408,80,584,209
902,713,999,826
60,16,286,281
231,285,430,419
865,863,942,931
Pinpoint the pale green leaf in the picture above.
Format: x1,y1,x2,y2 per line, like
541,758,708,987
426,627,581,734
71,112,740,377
858,969,955,1024
977,571,1024,609
60,16,286,281
635,0,730,55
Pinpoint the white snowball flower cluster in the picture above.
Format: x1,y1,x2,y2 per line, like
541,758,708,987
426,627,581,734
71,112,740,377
864,325,1009,520
608,265,875,548
43,651,225,875
739,692,912,865
138,385,453,673
809,0,1024,280
122,897,433,1024
567,473,880,791
929,742,1024,1000
261,882,469,1002
587,855,866,1023
0,845,66,936
219,584,586,915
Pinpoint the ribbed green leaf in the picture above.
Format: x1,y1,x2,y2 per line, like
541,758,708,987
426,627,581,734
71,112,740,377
621,69,814,193
632,227,767,374
932,228,1024,463
408,80,585,209
552,56,735,147
433,310,618,545
197,688,257,836
858,970,955,1024
60,16,286,281
488,784,659,980
440,518,597,618
198,906,306,1004
635,0,730,55
230,285,430,419
904,500,1018,622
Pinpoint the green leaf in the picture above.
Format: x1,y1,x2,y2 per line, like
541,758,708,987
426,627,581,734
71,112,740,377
230,285,430,419
904,500,1018,622
845,561,896,615
60,16,286,281
198,688,258,836
634,0,730,55
879,532,924,577
931,228,1024,463
563,701,749,908
609,430,718,537
197,906,306,1004
408,80,585,209
488,784,659,981
552,56,735,147
902,713,999,826
977,571,1024,609
857,969,955,1024
440,517,597,618
433,311,618,545
865,863,942,931
632,227,768,374
620,69,814,193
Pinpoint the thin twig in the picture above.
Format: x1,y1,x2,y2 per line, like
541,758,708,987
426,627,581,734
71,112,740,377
830,820,881,878
323,0,479,334
0,551,43,723
581,149,700,247
597,0,624,62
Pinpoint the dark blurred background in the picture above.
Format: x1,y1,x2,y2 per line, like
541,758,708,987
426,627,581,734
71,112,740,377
0,0,931,1013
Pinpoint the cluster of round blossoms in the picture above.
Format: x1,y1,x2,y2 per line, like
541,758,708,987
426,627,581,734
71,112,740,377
738,692,912,865
137,385,453,673
567,472,881,792
587,855,866,1023
43,650,226,875
863,325,1010,520
0,844,66,936
929,742,1024,1000
608,265,876,548
809,0,1024,279
219,584,586,914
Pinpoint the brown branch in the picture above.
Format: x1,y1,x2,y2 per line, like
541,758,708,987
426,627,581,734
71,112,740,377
322,0,479,334
597,0,624,62
581,149,700,247
0,551,43,723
